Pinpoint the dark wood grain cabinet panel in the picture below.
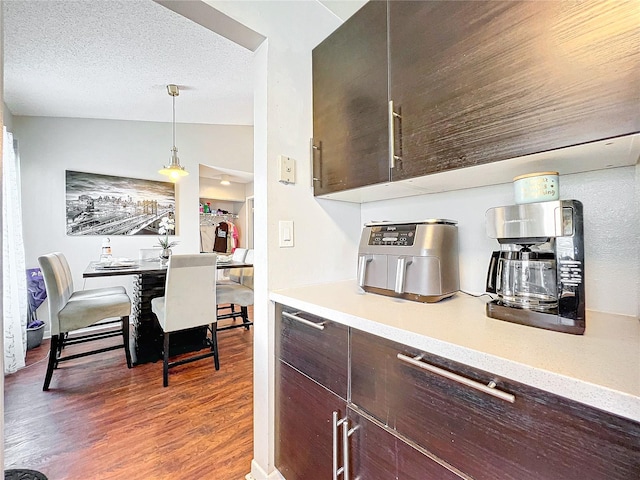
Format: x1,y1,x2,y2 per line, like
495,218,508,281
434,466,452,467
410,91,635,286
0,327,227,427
351,329,640,480
312,1,639,195
275,361,347,480
312,0,390,195
348,406,463,480
389,0,640,180
276,305,348,399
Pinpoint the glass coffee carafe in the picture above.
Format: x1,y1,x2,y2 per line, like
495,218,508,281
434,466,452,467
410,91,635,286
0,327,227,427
494,248,558,312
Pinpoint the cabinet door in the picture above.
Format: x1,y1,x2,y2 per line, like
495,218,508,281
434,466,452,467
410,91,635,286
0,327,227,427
351,329,640,480
389,1,640,181
348,407,463,480
276,305,348,399
275,360,347,480
312,0,389,195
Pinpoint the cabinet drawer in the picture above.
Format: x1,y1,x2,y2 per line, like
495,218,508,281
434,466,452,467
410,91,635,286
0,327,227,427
348,406,463,480
276,304,348,399
351,329,640,480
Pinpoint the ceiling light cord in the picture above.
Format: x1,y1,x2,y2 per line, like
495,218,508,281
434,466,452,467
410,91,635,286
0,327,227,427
172,92,176,151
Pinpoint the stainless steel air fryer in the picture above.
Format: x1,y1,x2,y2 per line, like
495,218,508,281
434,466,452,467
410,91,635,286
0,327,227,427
357,220,459,303
485,200,585,334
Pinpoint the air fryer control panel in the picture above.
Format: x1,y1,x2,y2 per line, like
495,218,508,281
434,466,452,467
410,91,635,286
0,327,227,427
368,224,416,246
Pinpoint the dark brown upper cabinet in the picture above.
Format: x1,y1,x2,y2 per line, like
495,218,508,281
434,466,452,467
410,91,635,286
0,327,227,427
312,1,640,196
312,0,390,195
388,1,640,181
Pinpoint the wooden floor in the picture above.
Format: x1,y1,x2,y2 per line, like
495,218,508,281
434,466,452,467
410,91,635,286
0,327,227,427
4,316,254,480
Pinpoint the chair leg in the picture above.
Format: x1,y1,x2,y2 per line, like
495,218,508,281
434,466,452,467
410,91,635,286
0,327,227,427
43,335,60,391
163,332,170,387
241,306,251,330
122,316,132,368
58,332,67,355
211,323,220,371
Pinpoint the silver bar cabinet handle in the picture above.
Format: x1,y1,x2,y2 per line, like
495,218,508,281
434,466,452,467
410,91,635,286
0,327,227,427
388,100,402,169
357,255,372,288
388,100,395,169
332,411,339,480
333,412,348,479
282,311,325,331
396,353,516,403
342,418,358,480
310,138,321,187
394,256,413,294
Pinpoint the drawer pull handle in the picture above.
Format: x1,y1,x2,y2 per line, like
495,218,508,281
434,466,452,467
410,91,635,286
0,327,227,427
282,311,326,331
332,412,355,480
396,353,516,403
332,412,348,480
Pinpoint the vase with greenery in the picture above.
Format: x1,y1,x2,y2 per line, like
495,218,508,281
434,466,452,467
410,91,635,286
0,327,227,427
156,216,178,260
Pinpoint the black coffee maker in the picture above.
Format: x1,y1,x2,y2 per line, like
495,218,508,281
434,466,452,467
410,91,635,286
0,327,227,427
485,200,585,334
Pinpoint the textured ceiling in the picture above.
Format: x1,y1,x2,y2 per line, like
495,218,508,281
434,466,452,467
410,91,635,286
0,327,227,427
3,0,367,127
3,0,255,125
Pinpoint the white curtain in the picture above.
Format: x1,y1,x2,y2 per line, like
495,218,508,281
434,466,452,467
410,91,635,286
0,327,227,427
3,127,28,374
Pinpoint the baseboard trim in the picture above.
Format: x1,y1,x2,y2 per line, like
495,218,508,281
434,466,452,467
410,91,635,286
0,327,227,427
248,459,285,480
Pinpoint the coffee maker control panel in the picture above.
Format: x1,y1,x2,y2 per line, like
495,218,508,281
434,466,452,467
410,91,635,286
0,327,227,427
559,259,583,285
368,224,416,246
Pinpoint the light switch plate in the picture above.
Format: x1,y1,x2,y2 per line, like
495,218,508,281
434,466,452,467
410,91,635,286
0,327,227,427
279,220,294,247
278,155,296,184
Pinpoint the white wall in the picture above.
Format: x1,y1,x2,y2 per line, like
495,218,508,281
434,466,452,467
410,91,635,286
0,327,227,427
200,178,247,202
15,116,252,326
3,102,13,132
209,1,362,286
361,165,639,317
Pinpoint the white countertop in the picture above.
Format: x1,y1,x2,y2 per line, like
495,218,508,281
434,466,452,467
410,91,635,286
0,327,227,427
270,280,640,422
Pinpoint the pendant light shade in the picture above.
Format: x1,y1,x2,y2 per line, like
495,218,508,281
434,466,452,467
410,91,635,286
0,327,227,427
159,84,189,180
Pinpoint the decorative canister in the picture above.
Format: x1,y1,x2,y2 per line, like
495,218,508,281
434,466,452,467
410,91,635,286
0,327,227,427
513,172,559,204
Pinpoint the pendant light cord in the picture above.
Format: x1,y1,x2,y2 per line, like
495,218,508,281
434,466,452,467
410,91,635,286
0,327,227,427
172,93,176,150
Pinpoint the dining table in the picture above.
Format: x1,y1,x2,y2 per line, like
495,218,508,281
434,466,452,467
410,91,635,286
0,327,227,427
83,257,253,365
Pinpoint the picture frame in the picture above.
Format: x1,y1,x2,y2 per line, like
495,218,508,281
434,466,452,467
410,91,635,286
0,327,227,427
65,170,176,236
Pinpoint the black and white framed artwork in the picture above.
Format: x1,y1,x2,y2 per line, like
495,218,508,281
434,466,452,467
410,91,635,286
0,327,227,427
65,170,176,236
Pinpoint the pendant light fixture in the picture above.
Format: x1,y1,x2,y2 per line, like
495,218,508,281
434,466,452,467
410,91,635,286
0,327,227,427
159,84,189,180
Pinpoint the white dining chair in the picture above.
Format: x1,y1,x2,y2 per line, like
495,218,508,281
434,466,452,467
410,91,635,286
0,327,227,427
232,248,248,263
216,249,253,331
217,247,248,284
151,254,219,387
38,252,132,391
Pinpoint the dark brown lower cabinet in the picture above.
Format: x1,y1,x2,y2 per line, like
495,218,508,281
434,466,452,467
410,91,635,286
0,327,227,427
275,304,640,479
348,406,463,480
351,329,640,480
275,360,347,480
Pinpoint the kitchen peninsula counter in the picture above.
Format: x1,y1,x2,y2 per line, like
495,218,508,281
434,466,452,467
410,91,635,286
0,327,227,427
270,280,640,422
